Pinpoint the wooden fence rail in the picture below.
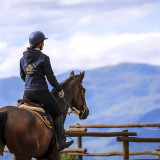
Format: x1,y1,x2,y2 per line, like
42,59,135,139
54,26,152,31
65,128,87,132
131,159,160,160
69,123,160,128
66,131,137,137
69,151,160,156
117,137,160,143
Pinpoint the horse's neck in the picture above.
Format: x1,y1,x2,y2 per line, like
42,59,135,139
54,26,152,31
61,84,74,122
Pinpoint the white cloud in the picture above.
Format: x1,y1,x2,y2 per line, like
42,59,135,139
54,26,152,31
0,0,159,44
1,32,160,79
77,16,92,26
0,42,7,49
0,0,160,78
44,32,160,73
0,44,27,78
60,0,105,5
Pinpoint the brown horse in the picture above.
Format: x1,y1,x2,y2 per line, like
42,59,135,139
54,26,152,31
0,71,89,160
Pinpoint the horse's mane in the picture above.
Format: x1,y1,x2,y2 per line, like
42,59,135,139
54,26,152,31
60,76,74,88
51,76,75,94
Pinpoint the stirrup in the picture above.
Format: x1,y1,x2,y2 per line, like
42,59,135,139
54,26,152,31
63,135,74,142
57,135,74,151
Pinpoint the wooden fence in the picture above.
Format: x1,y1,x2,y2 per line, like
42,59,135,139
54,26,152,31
67,123,160,160
3,123,160,160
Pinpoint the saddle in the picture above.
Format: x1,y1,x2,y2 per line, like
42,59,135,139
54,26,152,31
17,99,44,108
17,99,53,129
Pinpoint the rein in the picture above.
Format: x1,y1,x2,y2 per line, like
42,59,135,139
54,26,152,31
62,98,81,115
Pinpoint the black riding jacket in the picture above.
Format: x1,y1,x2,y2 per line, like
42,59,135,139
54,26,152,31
20,49,62,92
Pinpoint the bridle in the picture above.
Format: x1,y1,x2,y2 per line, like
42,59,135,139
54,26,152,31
62,77,86,117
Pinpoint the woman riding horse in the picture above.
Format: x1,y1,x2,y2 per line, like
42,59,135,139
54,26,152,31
20,31,73,151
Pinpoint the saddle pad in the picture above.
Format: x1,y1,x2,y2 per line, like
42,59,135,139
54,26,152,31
18,104,53,129
18,104,45,113
32,110,53,129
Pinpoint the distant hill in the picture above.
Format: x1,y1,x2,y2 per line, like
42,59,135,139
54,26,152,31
1,63,160,160
0,77,24,106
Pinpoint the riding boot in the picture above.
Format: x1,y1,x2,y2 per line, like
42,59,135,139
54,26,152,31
54,115,73,151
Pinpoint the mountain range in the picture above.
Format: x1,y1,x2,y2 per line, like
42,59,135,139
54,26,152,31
1,63,160,160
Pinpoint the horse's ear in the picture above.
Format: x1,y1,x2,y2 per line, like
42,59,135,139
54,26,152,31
69,71,75,78
78,71,85,83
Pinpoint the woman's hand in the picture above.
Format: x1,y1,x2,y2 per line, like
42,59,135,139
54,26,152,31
58,90,64,98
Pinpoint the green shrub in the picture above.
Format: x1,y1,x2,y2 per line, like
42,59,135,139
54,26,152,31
60,153,78,160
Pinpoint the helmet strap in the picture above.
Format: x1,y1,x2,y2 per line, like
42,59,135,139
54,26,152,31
39,45,43,50
39,42,43,50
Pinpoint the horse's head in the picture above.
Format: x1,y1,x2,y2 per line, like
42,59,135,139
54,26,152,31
51,71,89,120
69,71,89,120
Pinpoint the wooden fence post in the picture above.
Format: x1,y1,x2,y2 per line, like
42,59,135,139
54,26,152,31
156,146,160,159
122,130,129,160
76,123,83,160
77,136,83,160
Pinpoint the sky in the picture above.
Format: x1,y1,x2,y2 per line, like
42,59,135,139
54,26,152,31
0,0,160,78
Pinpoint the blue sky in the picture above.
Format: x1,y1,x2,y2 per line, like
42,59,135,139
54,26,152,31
0,0,160,78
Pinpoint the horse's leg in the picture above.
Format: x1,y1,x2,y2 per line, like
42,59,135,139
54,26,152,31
47,145,60,160
36,147,60,160
36,158,47,160
15,156,32,160
36,149,60,160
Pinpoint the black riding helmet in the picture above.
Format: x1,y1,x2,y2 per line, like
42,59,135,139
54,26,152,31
29,31,48,46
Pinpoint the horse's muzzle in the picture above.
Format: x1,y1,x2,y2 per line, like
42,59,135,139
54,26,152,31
79,108,89,120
